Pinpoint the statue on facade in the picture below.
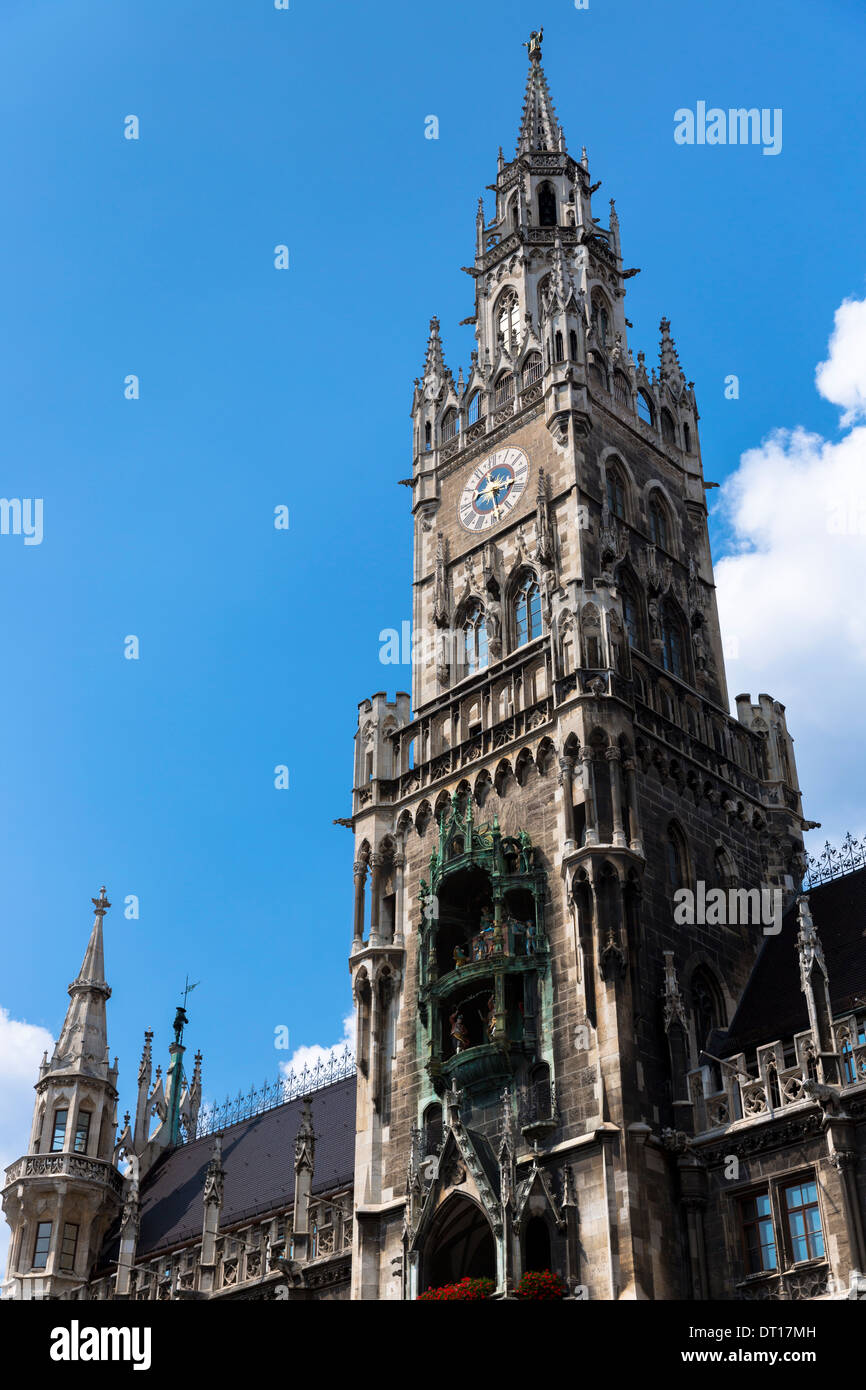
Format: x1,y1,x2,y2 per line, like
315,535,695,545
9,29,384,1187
479,995,496,1042
450,1011,470,1053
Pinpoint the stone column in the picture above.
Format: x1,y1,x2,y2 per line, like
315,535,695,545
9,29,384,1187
198,1133,224,1296
352,860,367,951
393,852,406,947
292,1098,316,1265
623,758,644,856
606,747,628,848
368,854,382,948
558,756,576,846
581,749,599,846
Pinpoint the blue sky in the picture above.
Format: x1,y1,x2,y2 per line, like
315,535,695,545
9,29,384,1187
1,0,865,1145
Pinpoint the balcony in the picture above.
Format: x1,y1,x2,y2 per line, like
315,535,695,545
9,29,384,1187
3,1151,123,1195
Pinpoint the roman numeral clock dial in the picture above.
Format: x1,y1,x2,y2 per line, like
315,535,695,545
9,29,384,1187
457,447,530,533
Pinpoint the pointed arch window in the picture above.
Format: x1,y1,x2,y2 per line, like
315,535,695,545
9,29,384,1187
424,421,432,450
462,602,489,676
637,391,655,426
514,574,542,647
496,290,521,351
620,582,641,649
591,293,611,346
538,183,557,227
691,967,724,1051
467,392,481,424
661,409,677,447
521,352,542,388
661,602,685,678
613,372,631,408
494,373,515,407
606,465,627,521
666,822,689,890
554,330,564,362
683,421,692,453
441,408,459,442
649,498,669,551
569,329,578,361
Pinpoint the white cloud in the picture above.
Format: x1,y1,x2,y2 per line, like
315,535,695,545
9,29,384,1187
0,1007,55,1279
815,295,866,425
715,291,866,848
279,1013,356,1082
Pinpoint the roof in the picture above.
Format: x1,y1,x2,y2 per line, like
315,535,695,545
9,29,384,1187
101,1076,356,1264
723,868,866,1054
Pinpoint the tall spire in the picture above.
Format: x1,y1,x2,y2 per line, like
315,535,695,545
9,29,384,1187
516,28,565,156
51,886,113,1078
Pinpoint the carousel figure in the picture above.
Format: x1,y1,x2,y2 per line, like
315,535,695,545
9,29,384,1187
450,1010,470,1054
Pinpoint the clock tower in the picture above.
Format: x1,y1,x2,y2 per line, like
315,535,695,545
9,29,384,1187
348,33,810,1300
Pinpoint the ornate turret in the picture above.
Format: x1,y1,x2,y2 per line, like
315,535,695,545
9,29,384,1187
1,889,123,1300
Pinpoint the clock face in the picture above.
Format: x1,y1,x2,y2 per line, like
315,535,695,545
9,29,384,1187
457,448,530,533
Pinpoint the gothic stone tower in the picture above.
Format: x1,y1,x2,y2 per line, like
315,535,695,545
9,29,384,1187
348,32,810,1301
1,890,123,1299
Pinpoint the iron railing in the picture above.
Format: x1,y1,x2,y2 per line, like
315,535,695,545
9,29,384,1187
194,1047,356,1141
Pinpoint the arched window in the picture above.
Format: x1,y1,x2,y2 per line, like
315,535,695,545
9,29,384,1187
661,409,677,447
424,421,432,450
589,360,607,392
554,330,564,362
508,195,518,230
661,602,685,678
467,392,481,424
422,1103,443,1156
715,846,737,889
462,602,488,675
591,292,611,346
666,822,688,890
441,408,459,442
538,183,557,226
521,352,542,388
494,373,515,407
649,498,669,551
683,421,692,453
524,1217,552,1273
606,464,627,520
637,391,654,426
613,372,630,407
691,967,725,1051
514,574,542,647
496,289,521,351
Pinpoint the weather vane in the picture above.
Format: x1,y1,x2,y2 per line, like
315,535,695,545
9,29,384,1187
182,975,200,1010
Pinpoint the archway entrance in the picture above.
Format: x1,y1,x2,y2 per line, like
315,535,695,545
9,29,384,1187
422,1196,496,1291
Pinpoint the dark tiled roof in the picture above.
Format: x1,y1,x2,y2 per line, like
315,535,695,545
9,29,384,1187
723,868,866,1054
102,1076,356,1264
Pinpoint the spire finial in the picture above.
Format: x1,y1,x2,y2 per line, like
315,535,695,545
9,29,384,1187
91,885,111,916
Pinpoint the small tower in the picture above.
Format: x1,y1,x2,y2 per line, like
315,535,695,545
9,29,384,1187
1,888,123,1300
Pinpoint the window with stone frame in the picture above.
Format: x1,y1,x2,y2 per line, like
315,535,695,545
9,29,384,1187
739,1192,777,1275
50,1108,68,1152
661,601,686,678
782,1178,825,1263
538,182,557,226
73,1110,91,1154
514,573,542,647
737,1176,826,1279
496,289,521,351
649,497,670,551
605,462,628,521
462,601,489,676
59,1222,79,1272
32,1221,52,1270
